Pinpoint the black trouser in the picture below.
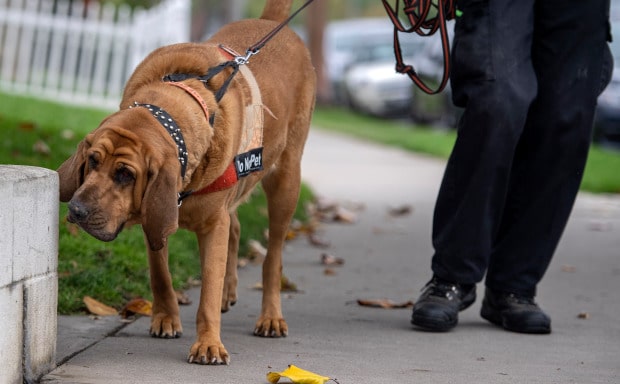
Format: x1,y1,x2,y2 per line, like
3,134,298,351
431,0,612,297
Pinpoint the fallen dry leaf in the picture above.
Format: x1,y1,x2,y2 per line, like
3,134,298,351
332,206,357,223
289,219,303,231
247,239,267,263
186,276,201,287
561,265,577,273
61,129,75,140
120,298,152,318
253,274,300,292
281,219,322,243
357,298,414,309
577,312,590,319
18,121,37,131
312,198,362,223
267,364,338,384
83,296,118,316
33,140,51,156
280,275,298,292
388,204,414,217
314,197,338,213
308,233,331,248
321,253,344,266
302,217,321,233
238,258,249,268
587,220,613,232
285,229,298,241
175,290,192,305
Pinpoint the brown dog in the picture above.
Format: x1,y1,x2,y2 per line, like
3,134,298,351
57,0,316,365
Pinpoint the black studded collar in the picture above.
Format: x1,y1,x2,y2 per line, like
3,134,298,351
130,102,188,179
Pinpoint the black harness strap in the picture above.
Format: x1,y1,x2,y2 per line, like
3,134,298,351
163,60,239,104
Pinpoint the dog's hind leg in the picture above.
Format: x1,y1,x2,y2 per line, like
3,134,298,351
254,150,304,337
221,211,239,313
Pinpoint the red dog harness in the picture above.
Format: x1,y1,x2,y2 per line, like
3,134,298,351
170,45,268,204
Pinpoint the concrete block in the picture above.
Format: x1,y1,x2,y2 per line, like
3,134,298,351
0,284,24,384
6,165,59,282
23,274,58,382
0,165,59,383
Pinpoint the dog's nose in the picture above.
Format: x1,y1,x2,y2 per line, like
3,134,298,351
68,200,89,222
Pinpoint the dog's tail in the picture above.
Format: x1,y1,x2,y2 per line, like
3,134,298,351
260,0,292,23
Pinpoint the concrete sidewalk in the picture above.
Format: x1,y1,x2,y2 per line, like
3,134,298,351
43,129,620,383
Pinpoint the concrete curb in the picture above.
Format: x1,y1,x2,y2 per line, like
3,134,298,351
0,165,58,384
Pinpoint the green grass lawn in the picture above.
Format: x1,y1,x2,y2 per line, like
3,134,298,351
0,92,312,314
312,106,620,194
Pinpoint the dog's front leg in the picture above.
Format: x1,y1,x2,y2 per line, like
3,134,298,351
146,241,183,338
188,209,230,365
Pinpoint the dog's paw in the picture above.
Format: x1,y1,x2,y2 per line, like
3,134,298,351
149,313,183,338
253,317,288,337
188,339,230,365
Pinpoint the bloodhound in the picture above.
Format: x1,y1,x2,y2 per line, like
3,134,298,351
57,0,316,365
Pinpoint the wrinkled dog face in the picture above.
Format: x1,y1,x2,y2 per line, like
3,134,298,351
66,126,148,242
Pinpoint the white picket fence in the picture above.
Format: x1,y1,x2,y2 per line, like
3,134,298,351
0,0,191,109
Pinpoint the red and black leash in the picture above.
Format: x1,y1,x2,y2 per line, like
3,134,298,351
236,0,318,65
382,0,457,95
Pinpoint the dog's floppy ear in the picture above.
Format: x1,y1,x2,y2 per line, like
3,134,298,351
57,136,92,202
142,161,179,251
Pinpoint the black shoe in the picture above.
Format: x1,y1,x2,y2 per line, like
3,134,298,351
411,277,476,332
480,288,551,334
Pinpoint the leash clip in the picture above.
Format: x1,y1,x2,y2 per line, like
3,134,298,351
177,190,194,207
234,49,258,65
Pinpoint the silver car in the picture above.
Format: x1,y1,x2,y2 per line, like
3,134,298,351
324,17,425,107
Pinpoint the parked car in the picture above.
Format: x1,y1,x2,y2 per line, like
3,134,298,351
594,67,620,148
324,18,425,105
341,36,429,117
593,20,620,149
343,60,414,117
408,21,461,127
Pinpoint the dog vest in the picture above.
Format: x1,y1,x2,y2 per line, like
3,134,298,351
169,44,270,203
132,44,269,205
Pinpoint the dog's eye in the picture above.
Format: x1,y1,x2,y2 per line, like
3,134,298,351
114,167,135,185
88,154,99,170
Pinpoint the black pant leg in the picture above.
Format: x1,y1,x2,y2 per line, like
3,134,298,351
485,0,612,296
431,0,538,284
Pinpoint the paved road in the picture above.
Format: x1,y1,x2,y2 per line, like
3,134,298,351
43,129,620,383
